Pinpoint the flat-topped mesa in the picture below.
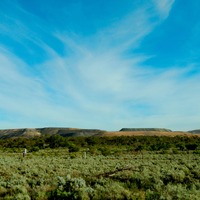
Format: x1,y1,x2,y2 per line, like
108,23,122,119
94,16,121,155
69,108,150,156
188,129,200,134
120,128,172,132
37,127,105,137
0,127,105,139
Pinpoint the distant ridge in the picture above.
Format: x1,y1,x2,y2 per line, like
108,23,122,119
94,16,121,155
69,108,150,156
0,128,105,139
37,127,104,137
0,128,41,139
0,127,199,139
188,129,200,134
120,128,172,132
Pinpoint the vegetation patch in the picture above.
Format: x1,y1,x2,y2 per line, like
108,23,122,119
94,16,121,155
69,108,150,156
0,135,200,199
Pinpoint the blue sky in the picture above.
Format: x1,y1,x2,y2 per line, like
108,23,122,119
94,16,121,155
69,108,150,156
0,0,200,131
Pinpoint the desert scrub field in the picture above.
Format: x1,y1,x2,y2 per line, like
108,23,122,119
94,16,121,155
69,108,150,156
0,148,200,200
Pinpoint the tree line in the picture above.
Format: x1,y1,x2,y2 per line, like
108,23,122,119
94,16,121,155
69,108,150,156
0,135,200,153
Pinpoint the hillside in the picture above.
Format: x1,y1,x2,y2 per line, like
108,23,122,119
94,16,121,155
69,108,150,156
120,128,172,132
104,128,200,137
103,131,196,137
0,128,105,139
0,127,200,139
188,129,200,134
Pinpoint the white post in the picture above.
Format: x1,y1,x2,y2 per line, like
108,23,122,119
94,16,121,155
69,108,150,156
83,151,87,159
23,148,27,157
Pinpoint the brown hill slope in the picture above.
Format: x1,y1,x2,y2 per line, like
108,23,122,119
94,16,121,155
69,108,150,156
103,131,199,137
120,128,172,132
0,127,199,139
0,129,41,139
0,128,105,139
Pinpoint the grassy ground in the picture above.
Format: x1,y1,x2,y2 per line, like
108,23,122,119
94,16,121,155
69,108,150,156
0,148,200,199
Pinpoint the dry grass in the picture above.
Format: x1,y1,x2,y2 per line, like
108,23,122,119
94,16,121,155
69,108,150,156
103,131,200,137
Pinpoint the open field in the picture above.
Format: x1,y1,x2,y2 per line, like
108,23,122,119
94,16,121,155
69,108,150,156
0,148,200,199
0,134,200,199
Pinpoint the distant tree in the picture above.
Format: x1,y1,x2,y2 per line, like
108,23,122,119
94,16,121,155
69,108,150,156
68,143,80,152
185,143,198,151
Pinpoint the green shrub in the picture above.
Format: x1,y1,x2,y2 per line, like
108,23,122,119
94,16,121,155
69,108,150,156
93,181,132,199
99,147,111,156
68,144,80,153
49,175,93,199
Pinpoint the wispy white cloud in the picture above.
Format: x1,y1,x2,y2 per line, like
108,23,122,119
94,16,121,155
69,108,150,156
0,48,82,127
1,0,200,131
152,0,175,18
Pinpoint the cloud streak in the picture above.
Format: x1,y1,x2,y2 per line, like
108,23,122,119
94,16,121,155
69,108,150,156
1,0,200,131
152,0,175,18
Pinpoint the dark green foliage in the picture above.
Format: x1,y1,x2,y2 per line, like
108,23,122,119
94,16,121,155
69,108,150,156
185,143,198,150
30,146,40,152
49,175,94,199
0,148,200,199
98,147,111,156
176,143,186,151
0,135,200,156
135,145,144,151
68,144,80,153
